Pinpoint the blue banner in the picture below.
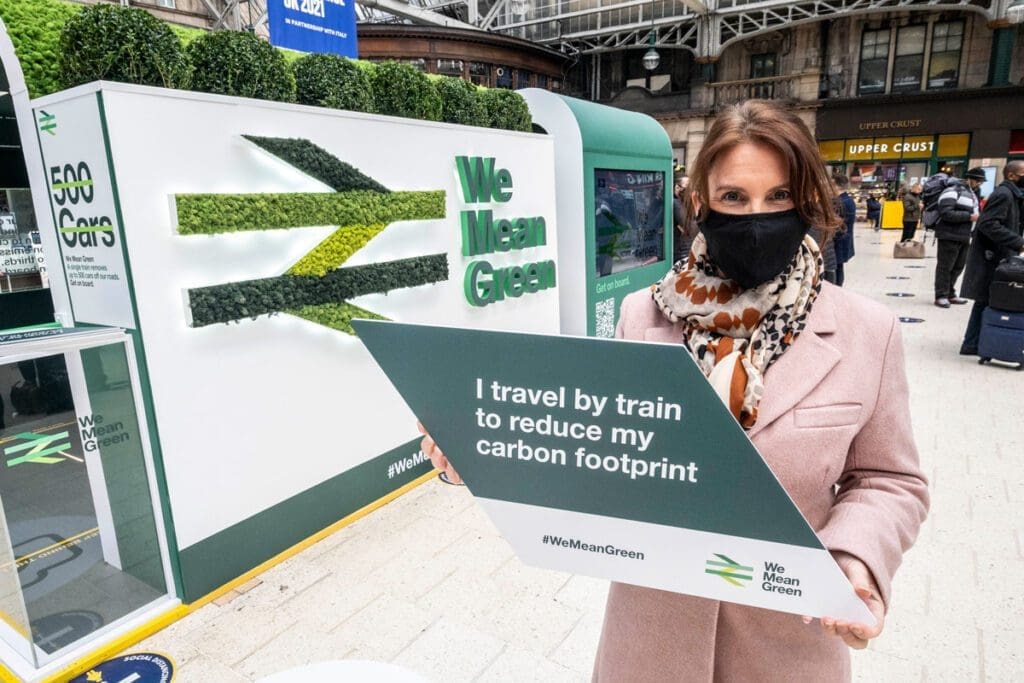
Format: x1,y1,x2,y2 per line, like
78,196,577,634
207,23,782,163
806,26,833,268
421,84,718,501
267,0,358,58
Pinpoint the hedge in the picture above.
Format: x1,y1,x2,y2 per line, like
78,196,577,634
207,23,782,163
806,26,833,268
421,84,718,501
187,254,449,327
370,61,442,122
293,53,374,113
0,0,81,98
242,136,389,193
478,88,533,132
174,190,446,235
435,77,486,127
59,4,190,90
0,0,534,133
187,29,295,102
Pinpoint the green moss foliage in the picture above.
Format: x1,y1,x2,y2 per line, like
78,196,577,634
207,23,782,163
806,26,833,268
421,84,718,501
242,136,389,193
175,190,445,235
187,30,295,102
0,0,81,98
293,53,374,113
287,301,388,335
370,61,442,122
188,254,448,327
288,223,386,277
58,4,190,90
435,77,486,127
168,23,207,48
478,88,533,132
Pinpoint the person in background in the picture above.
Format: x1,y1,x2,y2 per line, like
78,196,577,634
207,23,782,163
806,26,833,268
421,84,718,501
422,100,928,681
833,175,856,286
866,195,882,231
901,183,923,242
933,168,984,308
672,173,699,263
958,161,1024,355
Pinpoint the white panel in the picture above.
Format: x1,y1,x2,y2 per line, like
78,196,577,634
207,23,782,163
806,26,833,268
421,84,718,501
34,84,563,549
478,498,875,624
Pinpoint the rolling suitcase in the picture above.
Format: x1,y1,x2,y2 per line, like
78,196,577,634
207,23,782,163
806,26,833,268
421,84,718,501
988,256,1024,313
978,307,1024,370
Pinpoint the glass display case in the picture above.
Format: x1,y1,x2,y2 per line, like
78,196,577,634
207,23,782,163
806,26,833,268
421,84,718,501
0,327,173,670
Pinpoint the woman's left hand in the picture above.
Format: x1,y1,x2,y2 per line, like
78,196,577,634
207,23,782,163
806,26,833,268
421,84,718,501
804,552,885,649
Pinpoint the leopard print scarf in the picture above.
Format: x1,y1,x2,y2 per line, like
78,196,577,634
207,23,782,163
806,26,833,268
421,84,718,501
653,233,822,429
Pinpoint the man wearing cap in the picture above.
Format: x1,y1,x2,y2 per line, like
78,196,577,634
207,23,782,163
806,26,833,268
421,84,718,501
933,167,984,308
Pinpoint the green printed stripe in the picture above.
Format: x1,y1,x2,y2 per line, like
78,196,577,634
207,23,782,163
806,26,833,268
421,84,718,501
705,560,754,571
174,190,445,235
59,226,114,234
51,180,93,190
188,254,448,327
705,569,753,581
4,432,70,454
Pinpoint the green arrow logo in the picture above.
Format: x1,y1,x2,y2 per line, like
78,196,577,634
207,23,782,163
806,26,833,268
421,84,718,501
5,431,73,467
174,136,448,334
37,110,56,136
705,553,753,587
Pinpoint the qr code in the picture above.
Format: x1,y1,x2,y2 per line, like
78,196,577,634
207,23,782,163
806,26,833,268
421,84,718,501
595,298,616,338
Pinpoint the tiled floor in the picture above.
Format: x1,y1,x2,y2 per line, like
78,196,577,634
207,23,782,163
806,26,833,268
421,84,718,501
136,224,1023,681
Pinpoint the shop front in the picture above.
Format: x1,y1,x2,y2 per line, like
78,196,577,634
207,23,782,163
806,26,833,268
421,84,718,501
0,56,53,328
816,87,1024,227
818,131,971,198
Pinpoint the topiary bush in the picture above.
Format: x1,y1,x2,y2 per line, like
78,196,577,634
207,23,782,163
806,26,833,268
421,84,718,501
434,76,486,127
370,61,441,122
0,0,81,98
293,53,374,113
187,30,295,102
58,4,190,90
477,88,533,132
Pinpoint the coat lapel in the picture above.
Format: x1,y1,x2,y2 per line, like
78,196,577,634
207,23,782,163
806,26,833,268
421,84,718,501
746,286,842,438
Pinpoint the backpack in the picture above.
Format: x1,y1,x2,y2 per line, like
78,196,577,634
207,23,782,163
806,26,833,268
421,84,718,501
921,172,955,229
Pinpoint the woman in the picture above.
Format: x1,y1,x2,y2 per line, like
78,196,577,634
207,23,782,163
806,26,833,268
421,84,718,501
421,100,928,681
901,183,923,242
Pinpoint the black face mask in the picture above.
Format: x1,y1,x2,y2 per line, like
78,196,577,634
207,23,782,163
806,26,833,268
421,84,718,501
1015,177,1024,190
699,208,810,289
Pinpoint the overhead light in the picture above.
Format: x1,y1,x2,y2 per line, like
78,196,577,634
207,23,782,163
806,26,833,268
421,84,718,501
642,32,660,71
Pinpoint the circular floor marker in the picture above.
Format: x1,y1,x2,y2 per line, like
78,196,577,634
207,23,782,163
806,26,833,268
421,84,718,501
899,317,925,323
887,292,915,297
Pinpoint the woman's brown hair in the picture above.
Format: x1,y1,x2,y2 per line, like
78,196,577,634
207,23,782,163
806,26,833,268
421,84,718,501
686,100,842,239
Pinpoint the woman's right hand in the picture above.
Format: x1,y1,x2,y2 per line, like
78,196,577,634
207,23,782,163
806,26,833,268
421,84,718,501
417,421,463,485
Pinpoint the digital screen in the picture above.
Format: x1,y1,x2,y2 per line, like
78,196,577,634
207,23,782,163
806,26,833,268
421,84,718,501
594,169,665,278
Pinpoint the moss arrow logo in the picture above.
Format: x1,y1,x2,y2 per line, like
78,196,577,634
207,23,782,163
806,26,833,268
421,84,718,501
174,136,448,334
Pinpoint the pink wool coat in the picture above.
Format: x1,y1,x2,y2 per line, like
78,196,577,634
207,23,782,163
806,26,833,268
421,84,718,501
593,283,929,682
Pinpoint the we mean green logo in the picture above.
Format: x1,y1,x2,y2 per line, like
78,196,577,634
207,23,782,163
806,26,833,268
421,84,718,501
456,156,556,307
4,431,73,467
705,553,753,587
37,110,57,136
